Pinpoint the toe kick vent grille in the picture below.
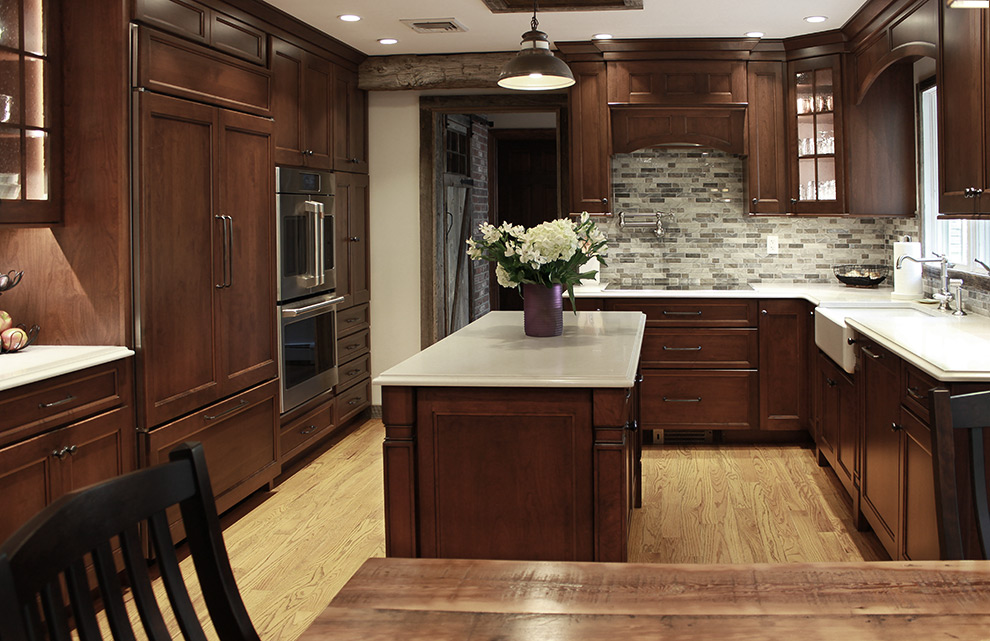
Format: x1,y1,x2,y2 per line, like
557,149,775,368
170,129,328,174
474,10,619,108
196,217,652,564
652,429,714,445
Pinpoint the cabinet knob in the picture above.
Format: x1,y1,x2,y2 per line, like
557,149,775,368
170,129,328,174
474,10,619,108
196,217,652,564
303,149,314,156
761,309,768,315
751,197,758,206
790,198,797,204
350,157,360,164
601,197,608,205
826,378,837,387
890,422,902,432
349,236,360,242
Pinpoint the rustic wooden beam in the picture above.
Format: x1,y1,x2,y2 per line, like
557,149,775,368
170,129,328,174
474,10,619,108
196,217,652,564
359,53,518,91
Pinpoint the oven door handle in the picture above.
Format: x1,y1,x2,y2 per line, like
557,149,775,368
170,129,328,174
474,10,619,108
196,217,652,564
305,200,322,286
281,295,344,319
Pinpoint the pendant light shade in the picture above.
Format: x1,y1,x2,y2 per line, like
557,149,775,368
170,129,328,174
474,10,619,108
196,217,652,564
498,3,575,91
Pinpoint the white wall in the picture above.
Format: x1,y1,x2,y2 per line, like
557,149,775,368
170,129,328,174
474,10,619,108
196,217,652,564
368,90,423,404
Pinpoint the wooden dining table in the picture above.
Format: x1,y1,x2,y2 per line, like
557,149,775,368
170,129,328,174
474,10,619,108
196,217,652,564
296,556,990,640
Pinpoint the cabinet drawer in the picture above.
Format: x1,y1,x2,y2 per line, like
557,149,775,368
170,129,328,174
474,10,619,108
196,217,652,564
335,377,370,426
337,354,370,392
607,299,757,327
337,328,370,363
902,364,940,422
1,359,130,446
640,328,757,368
859,339,899,377
280,398,334,461
143,379,278,510
337,303,370,336
640,370,758,430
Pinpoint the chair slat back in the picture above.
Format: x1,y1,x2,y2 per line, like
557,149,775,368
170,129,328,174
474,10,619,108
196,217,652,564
930,388,990,560
0,443,261,641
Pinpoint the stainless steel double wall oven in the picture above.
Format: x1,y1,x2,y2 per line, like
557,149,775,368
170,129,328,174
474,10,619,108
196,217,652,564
276,166,342,413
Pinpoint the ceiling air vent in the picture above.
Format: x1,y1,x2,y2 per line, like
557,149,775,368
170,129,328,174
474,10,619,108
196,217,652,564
400,18,469,34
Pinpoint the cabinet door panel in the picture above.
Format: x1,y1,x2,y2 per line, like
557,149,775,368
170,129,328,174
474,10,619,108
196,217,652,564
901,407,938,560
333,65,368,172
759,299,807,430
217,109,277,396
335,172,370,307
937,6,985,214
59,407,135,493
568,61,610,214
271,38,305,167
137,92,220,428
0,431,58,543
302,55,332,169
860,342,901,556
747,61,788,214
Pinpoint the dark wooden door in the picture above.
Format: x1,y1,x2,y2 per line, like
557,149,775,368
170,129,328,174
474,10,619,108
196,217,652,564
937,5,986,214
335,171,370,308
568,61,610,214
747,61,788,214
0,429,60,543
333,65,368,173
860,341,901,556
271,38,331,169
58,407,134,494
758,299,807,430
136,92,220,428
217,108,278,397
901,406,938,560
494,133,558,311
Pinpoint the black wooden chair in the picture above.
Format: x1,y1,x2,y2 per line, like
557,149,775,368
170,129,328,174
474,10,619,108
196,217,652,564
0,442,260,641
930,388,990,560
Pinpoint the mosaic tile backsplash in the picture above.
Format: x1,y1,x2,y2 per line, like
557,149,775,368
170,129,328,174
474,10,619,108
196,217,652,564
602,148,920,289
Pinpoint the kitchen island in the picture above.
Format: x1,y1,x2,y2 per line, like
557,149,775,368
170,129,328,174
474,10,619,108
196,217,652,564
375,310,646,562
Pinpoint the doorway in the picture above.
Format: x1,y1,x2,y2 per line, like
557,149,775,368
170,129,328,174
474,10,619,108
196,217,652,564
419,95,568,347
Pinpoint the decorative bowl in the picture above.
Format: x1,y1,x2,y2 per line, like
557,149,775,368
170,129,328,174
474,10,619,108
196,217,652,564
833,264,889,288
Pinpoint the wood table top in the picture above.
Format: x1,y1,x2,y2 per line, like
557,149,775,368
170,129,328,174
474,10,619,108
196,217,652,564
296,557,990,640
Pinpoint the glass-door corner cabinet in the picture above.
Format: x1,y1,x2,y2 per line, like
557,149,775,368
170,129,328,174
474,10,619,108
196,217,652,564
0,0,60,225
788,55,845,215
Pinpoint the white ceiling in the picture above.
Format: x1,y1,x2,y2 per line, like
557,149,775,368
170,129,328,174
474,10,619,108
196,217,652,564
265,0,870,56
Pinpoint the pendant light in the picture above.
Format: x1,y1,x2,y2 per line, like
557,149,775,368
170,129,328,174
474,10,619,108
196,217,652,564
497,0,575,91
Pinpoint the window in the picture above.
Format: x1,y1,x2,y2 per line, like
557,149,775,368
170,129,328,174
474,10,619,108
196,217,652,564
920,84,990,273
0,0,60,223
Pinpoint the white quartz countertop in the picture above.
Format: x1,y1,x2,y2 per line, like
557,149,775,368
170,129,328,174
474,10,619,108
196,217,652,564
573,282,990,381
374,311,646,388
0,345,134,392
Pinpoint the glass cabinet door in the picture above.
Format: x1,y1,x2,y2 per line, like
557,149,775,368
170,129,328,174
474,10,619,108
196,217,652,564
0,0,59,224
789,55,844,214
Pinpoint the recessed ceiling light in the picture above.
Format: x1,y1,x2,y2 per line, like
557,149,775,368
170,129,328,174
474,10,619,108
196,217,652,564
745,31,765,38
338,14,361,22
593,33,613,40
378,38,398,45
804,15,828,23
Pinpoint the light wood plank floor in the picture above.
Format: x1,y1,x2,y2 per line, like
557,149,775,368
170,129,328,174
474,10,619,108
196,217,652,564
149,419,885,641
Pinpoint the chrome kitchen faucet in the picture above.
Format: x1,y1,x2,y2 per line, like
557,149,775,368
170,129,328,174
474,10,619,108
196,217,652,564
896,253,955,311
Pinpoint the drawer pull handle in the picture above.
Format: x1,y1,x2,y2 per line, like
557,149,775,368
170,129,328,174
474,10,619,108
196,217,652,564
663,346,702,351
826,378,837,387
204,399,248,421
345,317,359,323
891,422,902,432
348,398,360,406
345,344,360,350
51,445,77,459
346,368,361,376
40,394,76,409
662,311,702,316
906,386,927,401
663,396,702,403
300,425,317,435
861,346,883,360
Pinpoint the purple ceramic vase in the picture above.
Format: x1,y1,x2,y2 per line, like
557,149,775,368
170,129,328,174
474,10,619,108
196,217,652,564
522,283,563,337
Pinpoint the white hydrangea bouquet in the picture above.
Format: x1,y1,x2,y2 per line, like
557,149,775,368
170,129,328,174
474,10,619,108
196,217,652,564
466,212,608,309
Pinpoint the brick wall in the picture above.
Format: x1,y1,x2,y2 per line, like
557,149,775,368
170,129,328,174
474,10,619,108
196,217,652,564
469,119,491,321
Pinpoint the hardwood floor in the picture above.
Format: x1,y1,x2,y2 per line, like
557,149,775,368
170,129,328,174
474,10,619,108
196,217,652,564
628,443,887,563
144,420,885,641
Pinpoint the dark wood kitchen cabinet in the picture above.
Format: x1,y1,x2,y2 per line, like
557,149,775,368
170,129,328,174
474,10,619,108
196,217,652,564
0,358,134,544
0,0,62,225
567,61,610,214
334,171,370,308
859,338,901,556
758,299,807,430
814,351,858,500
132,0,268,65
333,65,368,173
786,55,847,215
747,61,789,215
900,405,938,560
937,4,990,215
271,37,333,169
134,91,277,430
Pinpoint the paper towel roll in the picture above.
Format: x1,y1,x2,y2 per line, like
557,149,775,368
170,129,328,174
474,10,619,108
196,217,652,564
892,241,922,299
